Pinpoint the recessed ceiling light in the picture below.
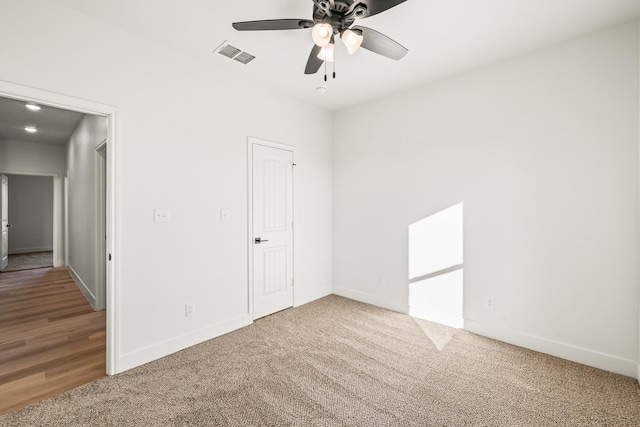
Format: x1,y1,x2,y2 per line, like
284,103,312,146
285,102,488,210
316,86,327,95
24,125,38,133
25,103,41,111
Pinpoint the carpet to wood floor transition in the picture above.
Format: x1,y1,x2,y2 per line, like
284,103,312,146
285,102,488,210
0,267,106,416
1,252,53,273
0,295,638,426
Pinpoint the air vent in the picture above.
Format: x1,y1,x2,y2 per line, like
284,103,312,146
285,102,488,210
214,41,256,65
219,44,241,59
234,52,256,65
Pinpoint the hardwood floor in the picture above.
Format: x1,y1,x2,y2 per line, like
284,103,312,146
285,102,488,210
0,267,105,415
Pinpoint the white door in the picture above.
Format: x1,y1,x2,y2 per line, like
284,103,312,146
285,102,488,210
1,174,9,271
252,144,294,319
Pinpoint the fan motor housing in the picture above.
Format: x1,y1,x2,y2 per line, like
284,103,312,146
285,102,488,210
313,0,369,31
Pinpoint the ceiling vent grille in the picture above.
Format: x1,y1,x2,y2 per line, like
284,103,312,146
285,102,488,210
234,52,256,65
214,41,256,65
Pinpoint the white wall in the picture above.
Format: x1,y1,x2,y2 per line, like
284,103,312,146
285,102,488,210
0,139,65,265
65,115,107,309
333,22,639,377
6,174,54,254
0,0,332,372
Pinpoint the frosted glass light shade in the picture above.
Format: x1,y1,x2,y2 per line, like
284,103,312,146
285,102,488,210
317,43,335,62
341,29,363,54
312,23,333,47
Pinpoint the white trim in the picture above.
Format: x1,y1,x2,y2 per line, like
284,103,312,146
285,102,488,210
465,319,638,378
0,80,120,375
637,22,640,385
64,174,69,266
249,136,296,152
94,139,107,311
247,141,253,318
9,246,53,254
106,109,119,375
0,170,58,177
294,285,332,307
333,287,410,314
96,138,107,156
68,264,98,310
118,314,252,373
247,136,296,321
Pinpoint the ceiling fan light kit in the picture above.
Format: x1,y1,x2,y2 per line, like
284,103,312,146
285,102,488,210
312,22,334,47
341,28,364,54
317,43,336,62
232,0,409,80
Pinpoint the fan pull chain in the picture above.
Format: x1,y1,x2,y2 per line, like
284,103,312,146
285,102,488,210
333,53,336,79
324,59,327,82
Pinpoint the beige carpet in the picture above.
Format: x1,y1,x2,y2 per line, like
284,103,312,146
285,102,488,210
1,295,639,426
1,252,53,272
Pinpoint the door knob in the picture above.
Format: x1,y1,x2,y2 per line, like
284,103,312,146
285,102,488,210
254,237,269,244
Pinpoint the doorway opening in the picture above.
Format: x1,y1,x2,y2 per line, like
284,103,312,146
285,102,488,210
0,80,119,391
1,174,54,272
408,202,464,329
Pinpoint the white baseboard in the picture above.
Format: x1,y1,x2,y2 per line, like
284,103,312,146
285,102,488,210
295,285,332,307
117,314,252,374
637,362,639,383
333,287,409,314
68,264,98,310
9,246,53,254
465,320,638,378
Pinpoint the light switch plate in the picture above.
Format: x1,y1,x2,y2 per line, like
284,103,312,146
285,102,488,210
154,209,171,223
220,209,229,221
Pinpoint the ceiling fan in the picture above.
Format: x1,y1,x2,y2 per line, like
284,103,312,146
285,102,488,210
232,0,409,78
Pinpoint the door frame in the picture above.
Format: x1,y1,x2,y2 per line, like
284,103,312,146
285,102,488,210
0,80,120,375
64,173,69,266
246,136,296,319
0,172,58,267
95,139,107,311
0,174,8,271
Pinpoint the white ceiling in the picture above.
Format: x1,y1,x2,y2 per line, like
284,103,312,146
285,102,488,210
0,96,85,145
51,0,640,112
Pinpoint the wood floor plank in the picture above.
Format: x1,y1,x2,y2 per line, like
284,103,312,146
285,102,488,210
0,373,47,414
0,267,106,416
0,317,105,365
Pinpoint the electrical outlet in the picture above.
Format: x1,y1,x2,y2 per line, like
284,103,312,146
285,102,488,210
185,303,195,317
485,297,496,310
154,209,171,223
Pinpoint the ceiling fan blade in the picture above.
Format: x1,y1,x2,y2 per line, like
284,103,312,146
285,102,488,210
232,19,313,31
304,45,324,74
358,0,407,18
352,26,408,60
